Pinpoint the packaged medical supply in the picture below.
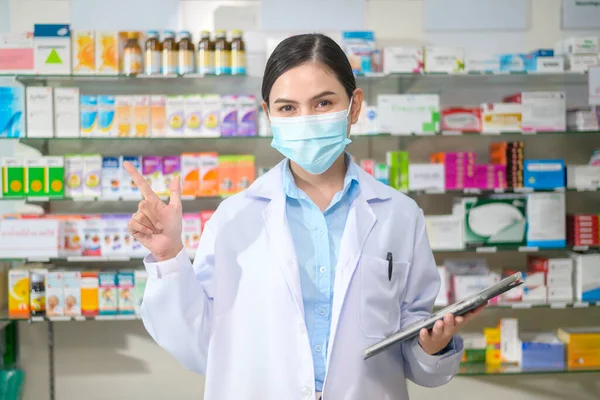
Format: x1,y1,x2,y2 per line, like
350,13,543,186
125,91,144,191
566,165,600,189
237,95,257,136
72,30,95,74
383,47,423,74
26,87,53,138
408,164,445,192
464,56,500,73
9,269,30,319
481,103,522,133
526,192,566,248
63,271,81,317
117,271,135,315
33,24,71,74
150,95,166,136
121,156,141,199
500,318,519,364
221,95,238,137
166,95,184,137
378,94,440,135
521,333,565,370
555,37,598,55
201,94,221,137
53,88,79,138
184,95,202,137
96,32,119,74
132,96,150,137
441,108,481,133
0,86,24,138
425,216,464,250
80,95,97,137
342,31,376,75
386,151,409,191
424,47,464,73
523,160,565,189
2,158,25,198
46,271,64,317
83,154,102,198
98,271,117,315
81,271,99,317
573,254,600,302
97,95,117,137
503,92,566,132
557,327,600,368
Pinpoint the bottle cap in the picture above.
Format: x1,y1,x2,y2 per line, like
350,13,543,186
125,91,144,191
216,29,226,36
232,30,243,37
200,30,211,38
147,30,159,37
180,30,191,38
31,273,45,284
127,32,138,39
163,30,175,38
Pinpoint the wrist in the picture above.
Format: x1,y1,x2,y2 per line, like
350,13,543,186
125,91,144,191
154,242,184,262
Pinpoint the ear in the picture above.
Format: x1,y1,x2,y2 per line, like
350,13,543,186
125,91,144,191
261,101,270,121
349,88,363,125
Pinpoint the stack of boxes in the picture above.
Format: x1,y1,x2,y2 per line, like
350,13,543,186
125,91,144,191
503,92,566,133
557,327,600,368
567,214,599,246
573,254,600,303
430,152,475,190
490,141,524,189
528,256,573,303
386,151,409,191
555,37,599,73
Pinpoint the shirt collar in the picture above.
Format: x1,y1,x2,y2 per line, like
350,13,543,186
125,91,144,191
282,153,359,200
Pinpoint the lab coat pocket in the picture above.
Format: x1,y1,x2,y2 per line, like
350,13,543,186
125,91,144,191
358,254,409,339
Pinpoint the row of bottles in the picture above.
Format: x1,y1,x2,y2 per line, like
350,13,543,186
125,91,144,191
123,30,246,76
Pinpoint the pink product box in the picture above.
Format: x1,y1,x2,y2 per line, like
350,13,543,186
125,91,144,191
443,152,476,163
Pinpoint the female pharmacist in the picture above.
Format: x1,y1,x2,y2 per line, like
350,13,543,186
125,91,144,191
124,34,484,400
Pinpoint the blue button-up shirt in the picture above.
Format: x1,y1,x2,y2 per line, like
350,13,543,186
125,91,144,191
283,155,359,391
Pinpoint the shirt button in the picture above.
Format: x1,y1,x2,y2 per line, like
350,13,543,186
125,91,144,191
318,228,325,235
315,345,322,352
300,386,312,397
319,308,327,316
319,266,327,273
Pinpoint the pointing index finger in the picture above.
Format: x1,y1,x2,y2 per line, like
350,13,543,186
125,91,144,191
123,161,159,201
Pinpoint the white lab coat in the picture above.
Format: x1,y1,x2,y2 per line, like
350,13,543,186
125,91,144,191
141,160,464,400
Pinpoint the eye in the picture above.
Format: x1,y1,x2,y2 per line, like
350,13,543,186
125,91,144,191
278,105,295,113
316,100,332,108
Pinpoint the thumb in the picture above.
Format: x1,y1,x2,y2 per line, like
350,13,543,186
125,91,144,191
169,175,182,207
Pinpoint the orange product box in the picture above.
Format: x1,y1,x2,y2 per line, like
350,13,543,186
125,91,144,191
198,152,219,197
133,95,150,137
430,152,445,164
181,152,200,197
235,155,255,193
218,155,237,196
9,268,30,319
558,328,600,368
116,96,132,137
81,271,99,317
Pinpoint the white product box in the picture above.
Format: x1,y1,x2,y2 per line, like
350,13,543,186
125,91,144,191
536,57,564,73
63,271,81,317
383,47,423,74
64,155,83,198
201,94,221,137
526,193,566,248
82,154,102,198
501,279,524,302
461,333,487,349
567,165,600,189
481,103,522,133
435,266,449,307
184,95,202,137
500,318,519,364
548,258,573,273
547,274,572,287
166,96,184,137
523,285,547,303
548,286,573,303
26,87,53,138
519,92,566,132
101,156,122,199
408,163,445,191
121,156,142,199
453,273,500,302
53,88,80,138
573,254,600,302
465,56,500,73
523,271,545,288
33,24,71,74
378,94,440,135
425,216,464,251
565,54,599,72
424,47,464,73
46,271,64,317
556,37,598,55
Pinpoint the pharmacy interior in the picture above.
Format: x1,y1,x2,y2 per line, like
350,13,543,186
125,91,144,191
1,0,600,399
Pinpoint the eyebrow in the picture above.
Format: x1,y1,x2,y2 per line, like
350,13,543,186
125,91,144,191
273,90,338,104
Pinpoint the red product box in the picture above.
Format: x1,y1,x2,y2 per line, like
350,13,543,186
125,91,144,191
441,108,482,132
503,93,523,103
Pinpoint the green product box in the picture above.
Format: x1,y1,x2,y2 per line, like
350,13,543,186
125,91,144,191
386,151,409,191
45,156,65,197
25,158,46,196
2,158,25,198
464,195,527,247
461,348,487,364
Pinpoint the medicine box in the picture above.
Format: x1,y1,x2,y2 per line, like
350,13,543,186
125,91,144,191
557,327,600,368
452,273,501,303
26,87,53,138
184,95,202,137
523,285,547,303
465,56,500,73
82,215,102,256
198,152,219,196
526,193,566,248
63,271,81,317
117,271,135,315
503,92,566,132
53,88,80,138
500,318,519,364
378,95,440,135
142,156,164,195
182,213,202,253
81,271,99,317
201,95,221,137
101,156,121,199
386,151,409,191
8,269,30,319
83,154,102,198
237,95,257,136
573,254,600,302
408,164,445,192
132,96,150,137
25,158,47,197
116,96,132,137
181,153,200,197
566,165,600,189
424,47,464,73
383,47,424,74
64,154,83,198
97,95,117,137
98,271,118,315
33,24,71,74
565,54,599,72
72,30,95,74
121,156,141,199
221,95,237,137
166,95,184,137
425,216,463,251
46,156,65,197
524,160,565,189
80,95,97,137
463,196,527,247
441,108,481,132
2,158,25,198
150,95,166,137
556,37,598,55
234,154,255,192
95,32,119,74
46,271,64,317
0,86,25,138
521,334,565,369
481,103,522,133
162,156,181,196
134,270,148,316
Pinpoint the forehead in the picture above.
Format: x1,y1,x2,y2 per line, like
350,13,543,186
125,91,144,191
270,62,345,100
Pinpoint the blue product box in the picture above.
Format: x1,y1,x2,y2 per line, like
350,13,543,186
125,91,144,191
524,160,565,189
342,31,376,75
0,86,25,138
529,49,554,57
499,54,526,72
521,341,565,370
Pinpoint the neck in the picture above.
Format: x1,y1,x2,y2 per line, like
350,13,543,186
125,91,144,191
289,154,348,209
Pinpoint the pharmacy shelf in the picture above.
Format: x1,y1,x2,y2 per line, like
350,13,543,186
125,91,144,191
1,186,598,204
0,245,597,263
458,363,600,376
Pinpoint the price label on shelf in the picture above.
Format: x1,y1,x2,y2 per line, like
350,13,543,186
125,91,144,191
518,246,539,252
589,66,600,105
476,247,497,253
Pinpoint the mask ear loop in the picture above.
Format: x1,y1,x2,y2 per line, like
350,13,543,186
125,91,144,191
346,95,354,118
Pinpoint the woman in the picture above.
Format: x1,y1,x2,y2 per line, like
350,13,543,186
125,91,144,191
124,33,483,400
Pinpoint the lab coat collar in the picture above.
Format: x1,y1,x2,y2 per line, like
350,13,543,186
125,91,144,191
245,158,392,202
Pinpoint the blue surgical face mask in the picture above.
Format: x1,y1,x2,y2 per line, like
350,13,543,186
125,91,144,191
269,100,353,175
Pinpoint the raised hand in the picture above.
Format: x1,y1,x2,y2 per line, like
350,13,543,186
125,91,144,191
123,161,183,261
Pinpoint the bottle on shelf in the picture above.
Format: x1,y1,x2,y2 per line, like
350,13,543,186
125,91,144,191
30,271,46,317
197,30,215,75
231,30,246,75
178,31,195,75
162,30,178,76
123,32,143,76
144,30,162,76
214,30,231,75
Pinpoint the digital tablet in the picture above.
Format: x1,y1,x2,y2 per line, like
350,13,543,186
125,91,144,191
363,271,523,360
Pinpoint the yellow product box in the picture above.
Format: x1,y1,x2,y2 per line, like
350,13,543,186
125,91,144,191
484,327,502,365
150,95,166,137
9,269,30,319
2,158,26,198
558,327,600,368
72,30,95,74
95,31,119,74
116,96,132,137
132,95,150,137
